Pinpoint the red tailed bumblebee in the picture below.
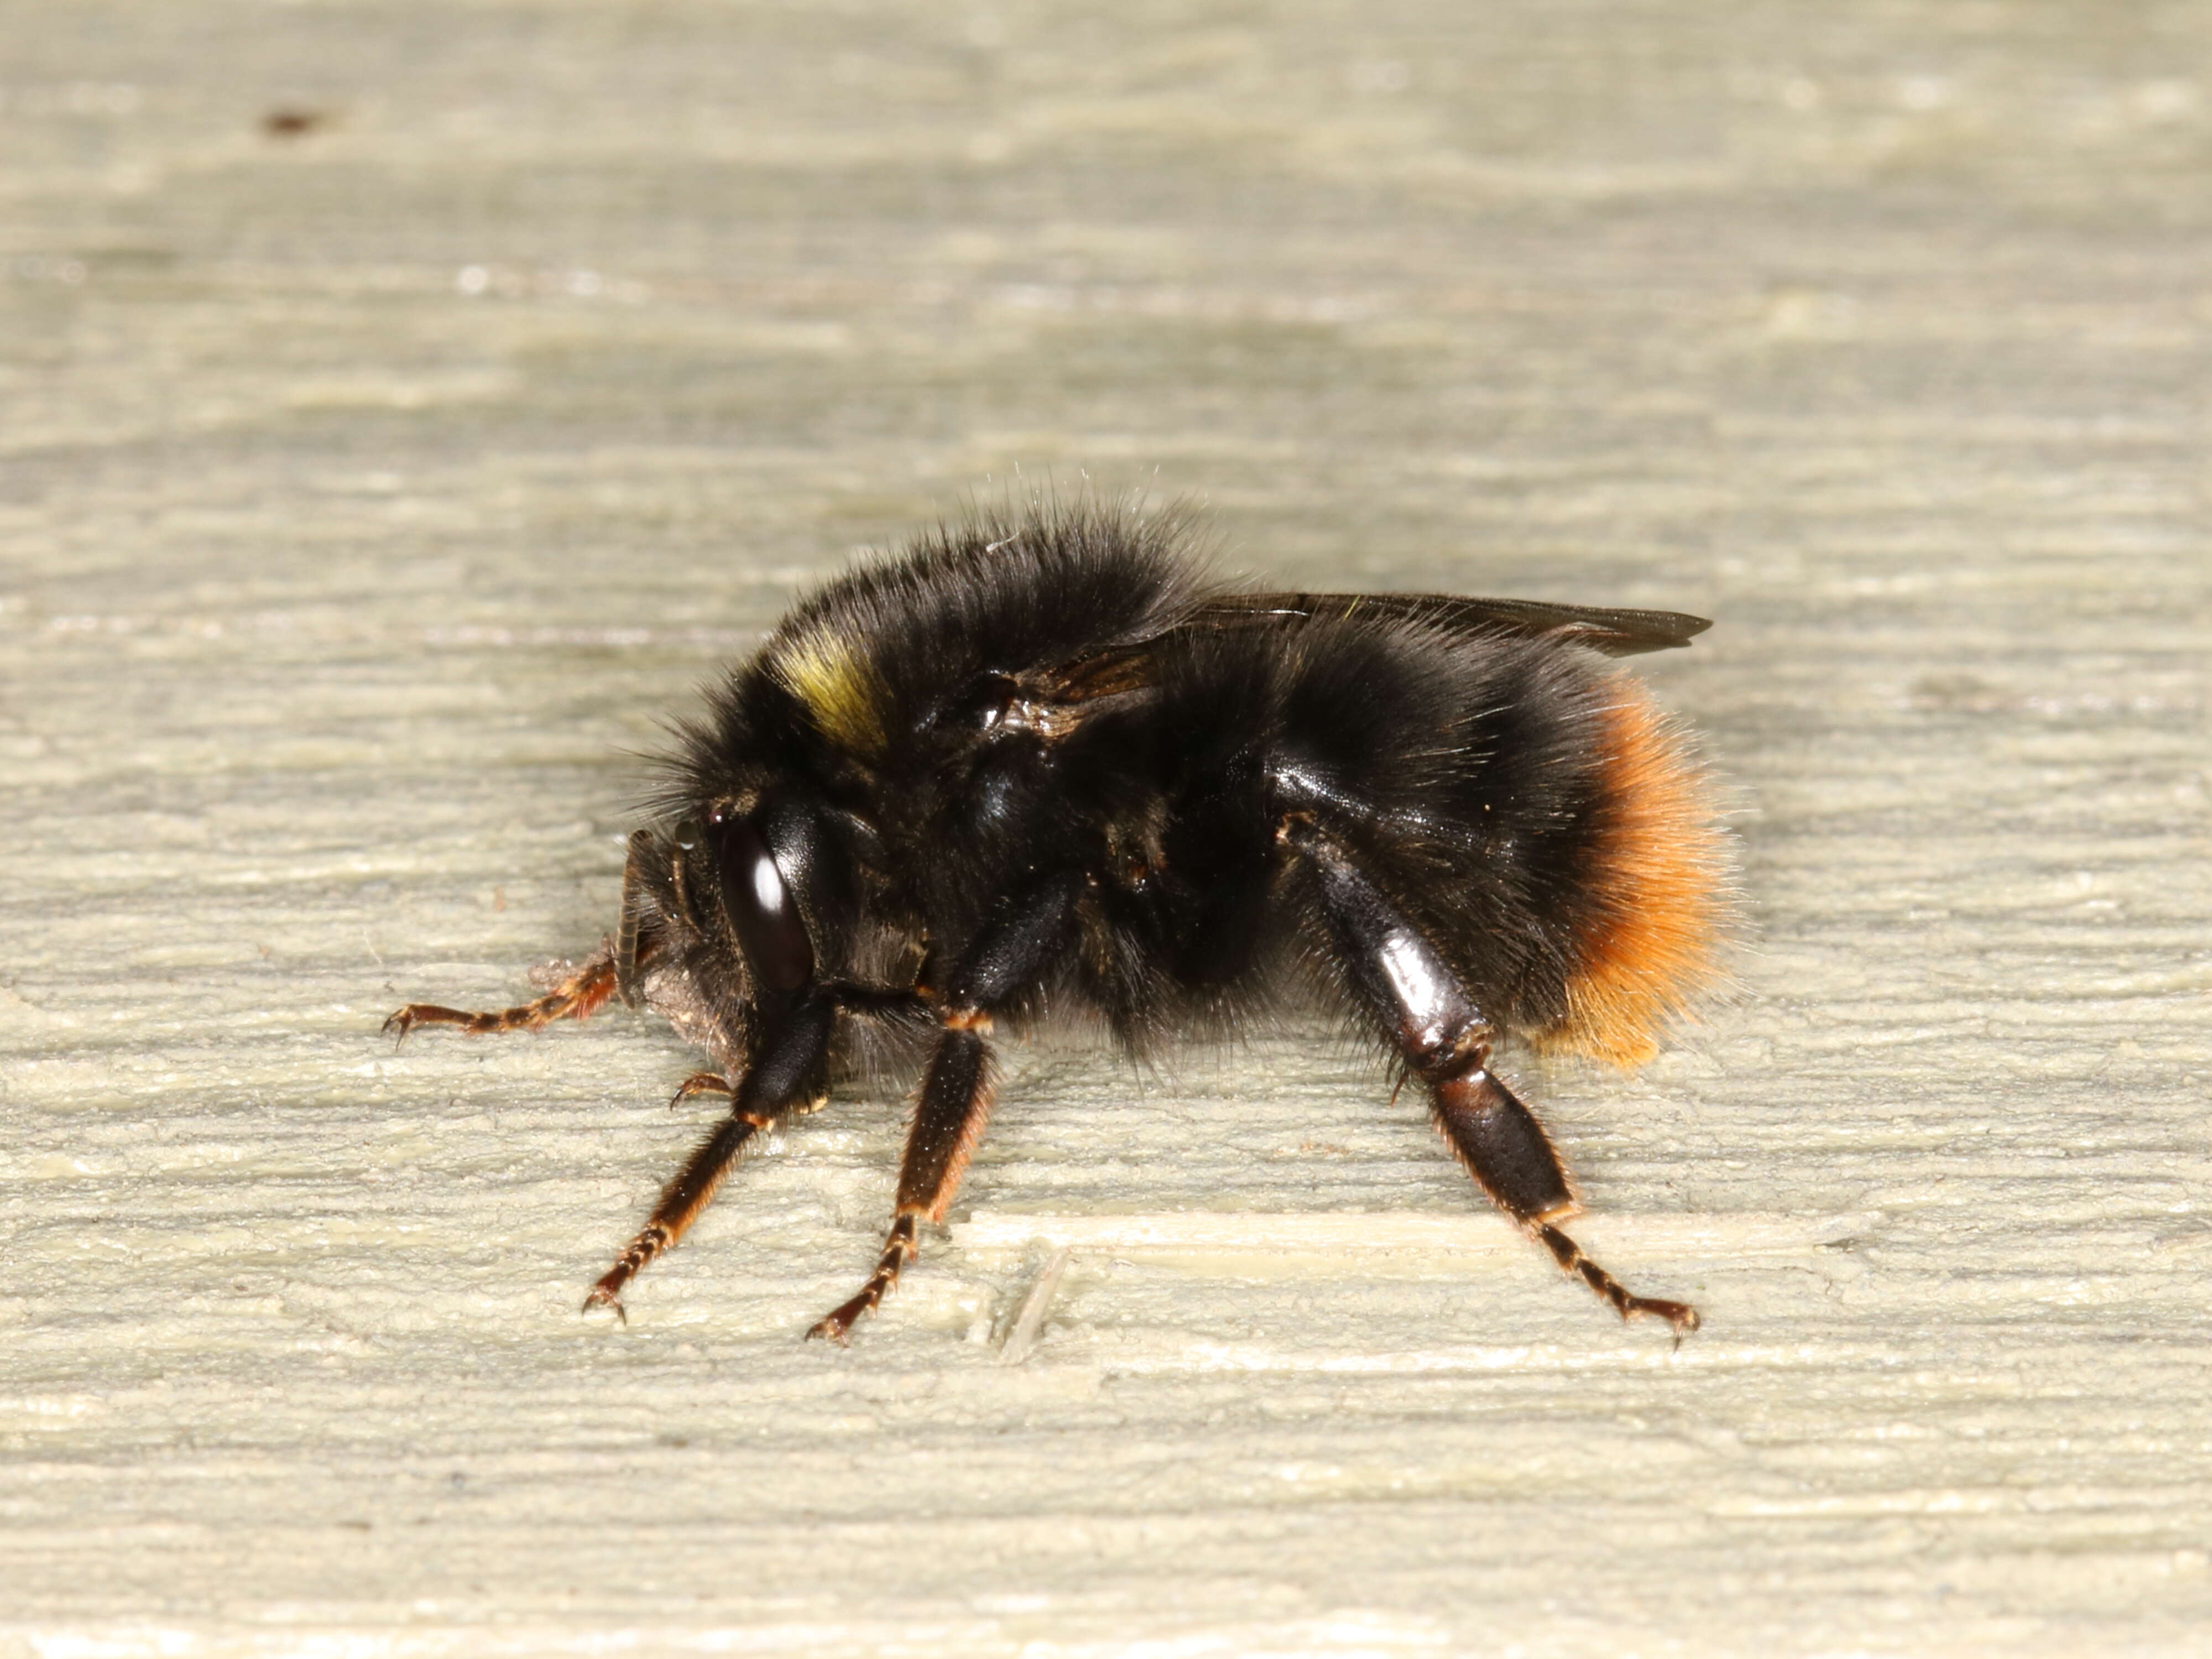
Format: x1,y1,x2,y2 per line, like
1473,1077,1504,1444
387,500,1728,1341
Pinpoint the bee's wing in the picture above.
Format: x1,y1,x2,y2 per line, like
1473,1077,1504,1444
1190,591,1712,656
1010,588,1710,732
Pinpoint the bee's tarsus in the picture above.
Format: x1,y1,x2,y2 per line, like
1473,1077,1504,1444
379,954,623,1041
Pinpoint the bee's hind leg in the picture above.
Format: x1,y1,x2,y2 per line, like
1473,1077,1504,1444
1277,814,1698,1337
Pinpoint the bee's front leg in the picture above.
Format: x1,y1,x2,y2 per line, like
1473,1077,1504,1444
386,832,662,1037
585,988,838,1321
382,948,622,1038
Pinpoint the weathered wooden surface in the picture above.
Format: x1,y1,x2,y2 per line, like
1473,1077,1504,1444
4,3,2209,1654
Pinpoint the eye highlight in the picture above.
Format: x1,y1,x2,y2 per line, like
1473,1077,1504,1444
709,808,814,993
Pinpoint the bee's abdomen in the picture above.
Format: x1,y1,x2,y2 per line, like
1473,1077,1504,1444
1537,677,1726,1066
1229,620,1726,1065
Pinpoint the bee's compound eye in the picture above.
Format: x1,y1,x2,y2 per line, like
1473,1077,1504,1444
716,815,814,993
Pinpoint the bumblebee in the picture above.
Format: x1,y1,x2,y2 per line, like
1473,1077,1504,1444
387,500,1728,1341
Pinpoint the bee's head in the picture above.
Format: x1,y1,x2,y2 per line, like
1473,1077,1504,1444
663,787,862,1003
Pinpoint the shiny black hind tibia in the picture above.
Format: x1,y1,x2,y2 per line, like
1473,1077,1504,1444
386,499,1728,1342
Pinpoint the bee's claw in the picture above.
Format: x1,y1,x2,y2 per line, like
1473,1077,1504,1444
667,1071,733,1109
582,1285,629,1326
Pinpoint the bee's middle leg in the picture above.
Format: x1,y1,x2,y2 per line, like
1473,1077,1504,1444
807,873,1081,1345
805,1022,995,1344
